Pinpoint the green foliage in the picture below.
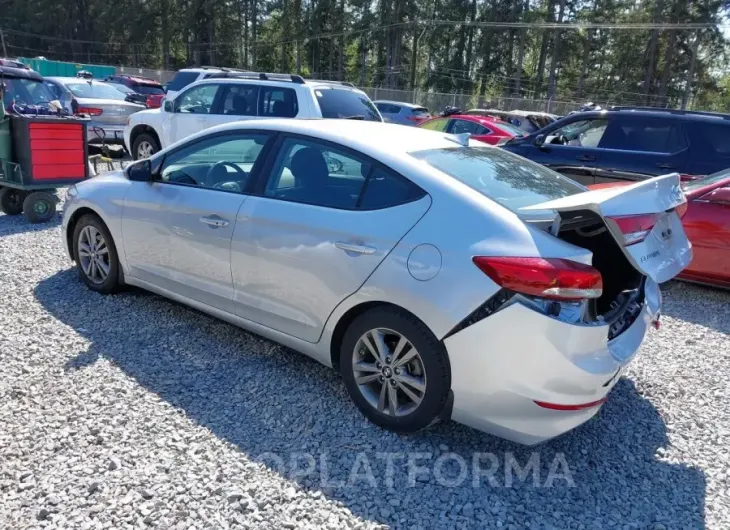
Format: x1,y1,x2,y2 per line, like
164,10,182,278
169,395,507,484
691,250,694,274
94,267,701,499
0,0,728,108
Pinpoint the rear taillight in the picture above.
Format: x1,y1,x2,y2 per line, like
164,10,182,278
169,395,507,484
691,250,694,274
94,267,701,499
608,213,659,246
472,257,603,301
407,116,422,123
77,106,103,116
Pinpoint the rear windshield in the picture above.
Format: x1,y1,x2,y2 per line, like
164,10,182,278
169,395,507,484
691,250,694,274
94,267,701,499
410,146,585,212
314,88,382,121
411,107,430,116
494,121,525,137
683,168,730,192
167,72,200,92
134,84,165,95
64,82,126,100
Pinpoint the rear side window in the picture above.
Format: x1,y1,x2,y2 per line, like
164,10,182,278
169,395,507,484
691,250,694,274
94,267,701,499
450,119,487,135
219,84,258,116
315,88,381,121
167,72,201,92
599,119,687,153
359,167,423,209
410,146,585,212
686,122,730,158
134,84,165,95
259,87,298,117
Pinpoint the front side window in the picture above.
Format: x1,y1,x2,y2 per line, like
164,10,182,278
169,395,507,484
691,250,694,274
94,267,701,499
259,87,298,117
159,133,269,192
410,146,585,212
450,119,488,135
265,138,368,208
175,84,220,114
548,119,608,148
420,118,448,132
219,84,258,116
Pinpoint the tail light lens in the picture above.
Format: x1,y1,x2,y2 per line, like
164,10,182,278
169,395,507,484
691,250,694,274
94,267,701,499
145,96,155,108
607,213,659,246
77,106,103,116
472,257,603,301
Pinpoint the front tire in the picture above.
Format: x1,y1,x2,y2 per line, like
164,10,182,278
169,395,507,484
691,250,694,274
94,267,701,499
72,214,121,294
132,133,160,160
0,187,26,215
340,307,451,433
22,191,57,223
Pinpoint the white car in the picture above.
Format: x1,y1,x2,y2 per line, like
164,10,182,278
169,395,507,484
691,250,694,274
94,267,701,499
65,119,691,444
164,66,244,99
125,71,382,160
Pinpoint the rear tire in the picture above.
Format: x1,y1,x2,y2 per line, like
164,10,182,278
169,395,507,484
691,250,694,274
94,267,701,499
0,187,25,216
72,214,121,294
22,191,57,223
132,133,160,160
340,307,451,433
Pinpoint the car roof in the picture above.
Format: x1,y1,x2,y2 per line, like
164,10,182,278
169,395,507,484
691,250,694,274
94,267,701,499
430,114,502,125
374,100,425,109
571,108,730,123
197,119,461,156
184,76,368,94
0,65,43,80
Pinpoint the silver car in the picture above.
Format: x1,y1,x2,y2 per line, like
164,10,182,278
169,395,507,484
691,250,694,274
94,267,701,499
374,100,431,125
62,119,691,444
43,77,145,144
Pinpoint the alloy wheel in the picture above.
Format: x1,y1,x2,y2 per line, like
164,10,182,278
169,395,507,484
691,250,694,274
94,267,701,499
78,225,110,284
351,328,427,417
137,141,155,159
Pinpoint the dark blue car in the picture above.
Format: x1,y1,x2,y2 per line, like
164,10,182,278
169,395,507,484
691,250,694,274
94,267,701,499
502,108,730,186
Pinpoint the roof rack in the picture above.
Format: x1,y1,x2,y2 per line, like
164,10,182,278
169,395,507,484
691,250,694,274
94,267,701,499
609,106,730,120
198,65,248,72
205,71,306,84
306,79,355,88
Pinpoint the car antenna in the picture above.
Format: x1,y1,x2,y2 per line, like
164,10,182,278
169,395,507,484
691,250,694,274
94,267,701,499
446,132,471,147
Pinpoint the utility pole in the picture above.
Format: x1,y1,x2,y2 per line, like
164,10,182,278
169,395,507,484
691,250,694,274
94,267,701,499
0,28,7,58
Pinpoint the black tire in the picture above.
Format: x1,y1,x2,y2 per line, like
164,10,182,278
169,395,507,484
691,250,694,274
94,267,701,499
132,132,160,160
22,191,57,223
0,187,26,215
72,214,121,294
340,307,451,433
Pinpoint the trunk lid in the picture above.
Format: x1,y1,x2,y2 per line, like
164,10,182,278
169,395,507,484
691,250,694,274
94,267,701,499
520,173,692,283
76,98,145,125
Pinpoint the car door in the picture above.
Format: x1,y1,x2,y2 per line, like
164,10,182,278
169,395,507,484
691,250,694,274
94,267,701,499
682,185,730,284
230,135,431,343
515,117,608,185
594,117,689,183
161,83,223,146
121,131,272,313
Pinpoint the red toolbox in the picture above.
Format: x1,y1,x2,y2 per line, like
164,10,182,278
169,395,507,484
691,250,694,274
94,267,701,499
9,116,89,185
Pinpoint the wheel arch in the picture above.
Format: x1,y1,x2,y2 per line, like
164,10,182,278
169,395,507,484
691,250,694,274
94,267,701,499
129,124,161,153
66,206,125,284
329,300,431,371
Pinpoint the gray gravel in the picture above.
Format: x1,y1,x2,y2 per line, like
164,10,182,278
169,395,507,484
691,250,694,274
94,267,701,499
1,199,729,529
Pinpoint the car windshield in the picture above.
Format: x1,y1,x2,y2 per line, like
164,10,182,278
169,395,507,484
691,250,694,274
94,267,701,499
3,78,55,106
682,168,730,192
64,81,127,100
134,84,165,95
109,83,134,94
314,88,381,121
410,146,586,212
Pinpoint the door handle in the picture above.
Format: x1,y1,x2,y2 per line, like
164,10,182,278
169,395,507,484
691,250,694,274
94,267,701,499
199,215,229,228
656,163,676,170
335,242,377,255
577,155,596,162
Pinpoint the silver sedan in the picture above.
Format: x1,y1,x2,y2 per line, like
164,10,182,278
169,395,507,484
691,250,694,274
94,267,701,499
62,119,690,444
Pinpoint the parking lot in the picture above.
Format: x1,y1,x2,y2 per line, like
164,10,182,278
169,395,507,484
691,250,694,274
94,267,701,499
1,201,729,529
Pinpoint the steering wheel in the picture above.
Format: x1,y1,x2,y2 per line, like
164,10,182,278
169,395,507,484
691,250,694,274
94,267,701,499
205,161,247,188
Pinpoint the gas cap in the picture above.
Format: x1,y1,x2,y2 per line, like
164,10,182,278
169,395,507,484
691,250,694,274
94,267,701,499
407,244,442,281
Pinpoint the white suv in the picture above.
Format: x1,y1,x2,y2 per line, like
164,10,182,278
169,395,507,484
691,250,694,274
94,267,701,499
164,66,245,99
125,72,382,159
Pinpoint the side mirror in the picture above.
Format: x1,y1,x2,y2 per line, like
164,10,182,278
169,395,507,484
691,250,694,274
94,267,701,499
163,99,174,113
534,134,545,147
127,159,152,181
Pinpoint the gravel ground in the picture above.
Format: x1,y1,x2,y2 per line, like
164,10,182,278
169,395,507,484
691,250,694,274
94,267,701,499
1,196,729,529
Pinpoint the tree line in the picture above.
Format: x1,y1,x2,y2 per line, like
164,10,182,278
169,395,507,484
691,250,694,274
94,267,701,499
0,0,729,110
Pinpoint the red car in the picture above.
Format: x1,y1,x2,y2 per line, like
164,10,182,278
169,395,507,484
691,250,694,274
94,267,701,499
590,170,730,289
418,114,524,145
104,75,166,109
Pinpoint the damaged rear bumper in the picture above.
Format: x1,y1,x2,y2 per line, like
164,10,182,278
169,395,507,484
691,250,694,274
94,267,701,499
443,279,661,445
